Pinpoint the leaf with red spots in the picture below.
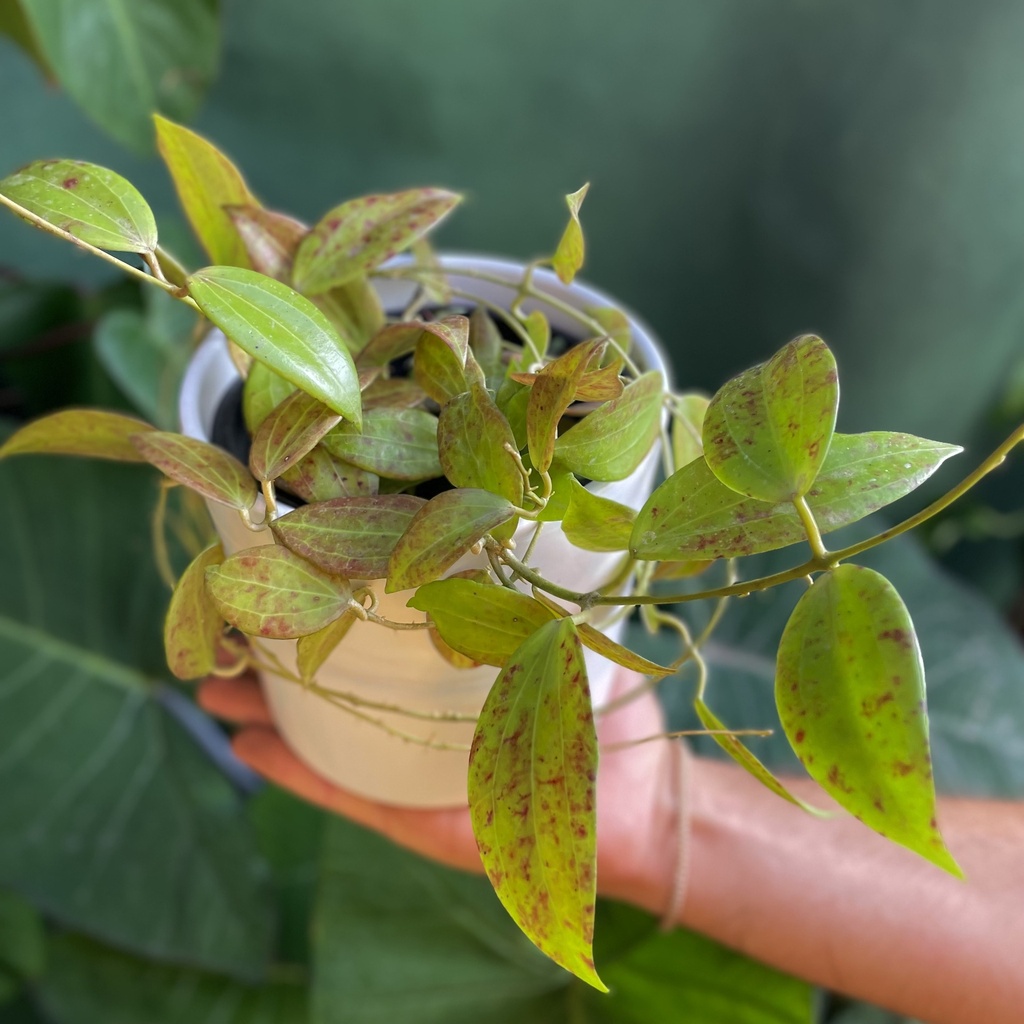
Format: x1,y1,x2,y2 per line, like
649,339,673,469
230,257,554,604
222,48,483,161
385,489,516,593
0,409,154,463
776,564,961,875
291,188,462,294
553,371,664,482
0,159,157,253
131,432,257,511
412,316,473,405
468,617,606,990
224,204,305,280
551,183,589,285
703,335,838,503
632,432,962,561
164,543,225,679
272,494,425,579
323,408,441,481
527,339,603,474
278,446,378,503
248,389,341,483
469,307,503,380
205,546,352,639
562,475,635,552
438,385,523,504
187,267,362,425
408,578,557,666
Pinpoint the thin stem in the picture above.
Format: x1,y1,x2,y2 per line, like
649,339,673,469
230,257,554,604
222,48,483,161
261,479,278,521
487,546,517,589
308,682,477,723
363,610,431,631
520,520,545,565
602,727,772,753
794,494,830,563
151,480,177,591
154,245,189,285
489,540,588,605
144,250,168,284
239,505,270,532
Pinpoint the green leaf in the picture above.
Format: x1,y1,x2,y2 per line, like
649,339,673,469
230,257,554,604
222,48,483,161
438,385,523,504
17,2,217,153
693,699,824,814
551,183,589,285
0,455,273,976
225,204,306,281
386,489,516,592
292,189,463,294
187,266,362,424
131,431,257,511
0,0,52,79
776,564,960,874
413,316,473,405
272,494,425,580
361,376,428,411
0,160,157,253
576,623,672,676
355,321,422,367
469,306,504,381
0,891,44,982
523,309,551,359
248,389,341,482
323,408,441,481
313,278,385,355
0,409,154,462
242,361,296,433
296,610,358,684
279,448,379,503
154,115,255,266
586,305,631,358
563,476,635,552
206,546,353,640
469,618,605,990
670,392,710,470
163,543,224,680
703,334,838,502
35,933,307,1024
553,371,663,482
528,339,602,474
631,432,963,561
408,579,557,666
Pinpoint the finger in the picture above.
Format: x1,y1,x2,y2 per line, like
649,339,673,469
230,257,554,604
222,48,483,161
231,727,482,874
197,675,274,726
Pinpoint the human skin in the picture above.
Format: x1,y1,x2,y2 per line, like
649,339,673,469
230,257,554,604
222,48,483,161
199,671,1024,1023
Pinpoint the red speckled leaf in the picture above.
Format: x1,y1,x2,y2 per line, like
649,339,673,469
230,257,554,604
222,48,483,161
272,494,425,579
0,409,154,462
279,447,378,503
224,204,305,281
703,335,838,502
323,408,441,481
469,306,503,380
776,564,961,875
291,189,462,294
360,376,428,411
438,385,523,504
408,578,557,666
632,432,962,561
248,389,341,482
468,617,606,990
527,339,602,474
385,489,515,593
551,183,589,285
413,316,471,405
131,432,257,510
164,543,225,679
205,546,352,639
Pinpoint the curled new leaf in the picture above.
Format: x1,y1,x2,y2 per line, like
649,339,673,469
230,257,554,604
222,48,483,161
164,544,225,679
0,159,157,253
386,489,516,593
131,432,257,511
408,579,557,666
703,335,838,502
206,546,353,639
776,564,961,875
272,494,425,579
292,189,463,294
468,617,605,990
551,183,589,285
0,410,155,462
187,266,362,425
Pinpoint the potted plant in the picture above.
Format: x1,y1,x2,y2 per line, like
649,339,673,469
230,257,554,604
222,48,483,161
0,115,1020,992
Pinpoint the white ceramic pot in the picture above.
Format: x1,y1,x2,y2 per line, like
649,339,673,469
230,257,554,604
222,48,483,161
180,255,669,807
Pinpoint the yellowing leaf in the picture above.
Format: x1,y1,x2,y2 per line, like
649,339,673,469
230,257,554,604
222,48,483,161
225,204,306,281
248,389,341,483
562,476,635,552
0,159,157,253
551,183,589,285
297,610,358,683
154,115,256,267
164,543,225,680
468,617,605,990
0,410,154,462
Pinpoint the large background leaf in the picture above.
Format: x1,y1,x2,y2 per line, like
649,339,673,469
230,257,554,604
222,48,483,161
0,452,273,978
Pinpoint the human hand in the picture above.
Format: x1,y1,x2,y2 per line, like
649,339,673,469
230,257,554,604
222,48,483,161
198,669,679,908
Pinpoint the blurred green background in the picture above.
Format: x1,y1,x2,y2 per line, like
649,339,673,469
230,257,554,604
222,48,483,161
0,2,1022,1022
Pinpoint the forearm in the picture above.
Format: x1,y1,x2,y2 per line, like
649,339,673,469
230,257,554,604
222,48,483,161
607,755,1024,1023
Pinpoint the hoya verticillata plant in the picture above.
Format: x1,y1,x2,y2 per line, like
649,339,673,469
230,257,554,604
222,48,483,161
1,116,1021,992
